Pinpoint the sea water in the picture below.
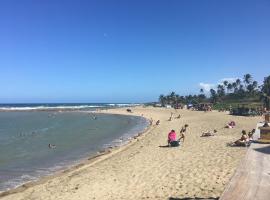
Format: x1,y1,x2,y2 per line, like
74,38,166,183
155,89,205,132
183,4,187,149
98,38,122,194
0,109,148,191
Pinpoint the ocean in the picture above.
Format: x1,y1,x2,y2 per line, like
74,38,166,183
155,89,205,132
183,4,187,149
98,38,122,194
0,103,148,192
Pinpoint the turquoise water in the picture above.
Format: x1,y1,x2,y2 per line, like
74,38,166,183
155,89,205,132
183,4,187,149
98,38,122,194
0,111,148,191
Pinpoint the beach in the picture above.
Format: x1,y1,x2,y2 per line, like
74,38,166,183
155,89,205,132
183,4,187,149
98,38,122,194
0,106,260,200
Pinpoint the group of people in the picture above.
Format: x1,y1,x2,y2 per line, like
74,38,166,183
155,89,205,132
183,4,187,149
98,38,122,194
167,124,189,147
168,112,182,121
233,129,255,147
165,117,256,148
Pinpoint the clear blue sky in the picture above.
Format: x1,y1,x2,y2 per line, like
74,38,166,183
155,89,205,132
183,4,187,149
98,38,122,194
0,0,269,103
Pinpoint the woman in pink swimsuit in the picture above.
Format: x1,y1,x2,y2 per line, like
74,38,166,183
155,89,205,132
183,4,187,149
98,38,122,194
168,130,177,145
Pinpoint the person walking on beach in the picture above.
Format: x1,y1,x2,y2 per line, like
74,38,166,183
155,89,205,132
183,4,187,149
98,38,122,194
169,112,174,121
179,124,188,142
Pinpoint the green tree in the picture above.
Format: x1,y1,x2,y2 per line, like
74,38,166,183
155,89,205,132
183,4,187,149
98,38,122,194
217,84,225,97
261,76,270,110
169,91,177,106
227,83,233,93
159,94,166,106
200,88,204,93
243,74,252,89
232,82,237,93
252,81,258,92
236,78,241,86
210,89,218,103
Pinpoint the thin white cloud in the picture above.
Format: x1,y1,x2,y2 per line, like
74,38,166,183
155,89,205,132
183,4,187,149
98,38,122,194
219,77,238,83
199,83,215,92
199,77,240,94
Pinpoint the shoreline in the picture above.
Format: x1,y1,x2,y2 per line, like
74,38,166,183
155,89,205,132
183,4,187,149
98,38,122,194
0,109,151,197
0,107,260,199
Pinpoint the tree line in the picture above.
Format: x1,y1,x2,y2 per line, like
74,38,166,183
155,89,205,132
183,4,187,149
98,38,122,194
158,74,270,109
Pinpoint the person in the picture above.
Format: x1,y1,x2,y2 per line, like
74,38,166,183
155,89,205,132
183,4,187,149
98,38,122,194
248,129,256,141
156,120,160,125
179,124,189,142
180,124,188,133
201,129,217,137
168,130,177,144
168,112,174,121
167,130,179,146
176,114,181,119
149,118,153,125
233,130,249,146
48,144,56,149
225,121,236,128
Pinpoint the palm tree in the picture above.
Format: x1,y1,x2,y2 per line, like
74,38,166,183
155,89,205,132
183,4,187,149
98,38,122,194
246,81,258,95
236,78,241,85
236,79,241,91
175,94,181,105
217,84,225,97
252,81,258,91
200,88,204,94
159,94,166,106
169,92,177,106
247,84,254,93
261,76,270,110
210,89,218,103
232,82,237,93
243,74,252,89
227,83,233,93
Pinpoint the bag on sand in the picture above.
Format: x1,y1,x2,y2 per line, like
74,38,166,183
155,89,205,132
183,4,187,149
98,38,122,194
170,141,180,147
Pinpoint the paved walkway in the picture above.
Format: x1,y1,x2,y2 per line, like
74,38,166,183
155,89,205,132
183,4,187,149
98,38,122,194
220,137,270,200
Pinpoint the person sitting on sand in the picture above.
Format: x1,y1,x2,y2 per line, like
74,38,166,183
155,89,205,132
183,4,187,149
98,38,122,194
167,130,179,146
225,121,236,128
176,114,181,119
149,118,153,125
201,129,217,137
168,130,176,144
156,120,160,125
248,129,256,141
233,130,249,146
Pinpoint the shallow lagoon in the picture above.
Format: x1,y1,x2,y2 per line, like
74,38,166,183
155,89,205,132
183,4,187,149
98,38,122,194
0,111,148,191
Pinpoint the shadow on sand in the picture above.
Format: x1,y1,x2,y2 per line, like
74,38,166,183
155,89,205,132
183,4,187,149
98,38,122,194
159,145,170,148
169,197,219,200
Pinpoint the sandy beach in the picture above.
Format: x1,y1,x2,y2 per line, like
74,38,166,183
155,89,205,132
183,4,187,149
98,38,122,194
0,107,261,200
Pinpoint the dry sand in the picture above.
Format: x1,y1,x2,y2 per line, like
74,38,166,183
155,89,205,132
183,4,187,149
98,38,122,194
0,107,261,200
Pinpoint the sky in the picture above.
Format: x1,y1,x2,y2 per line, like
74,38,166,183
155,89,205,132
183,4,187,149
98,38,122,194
0,0,270,103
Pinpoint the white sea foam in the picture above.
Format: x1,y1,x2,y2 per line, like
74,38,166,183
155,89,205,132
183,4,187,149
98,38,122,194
0,104,140,111
0,105,103,111
106,103,141,107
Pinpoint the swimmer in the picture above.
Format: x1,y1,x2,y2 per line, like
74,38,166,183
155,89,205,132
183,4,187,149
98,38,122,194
48,144,56,149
